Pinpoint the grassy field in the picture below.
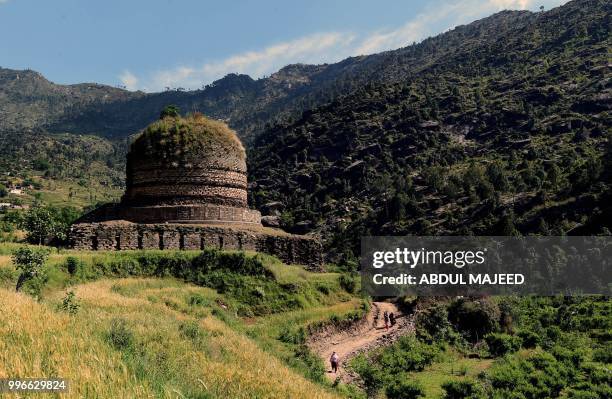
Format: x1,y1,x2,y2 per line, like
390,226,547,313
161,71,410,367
407,350,494,398
0,244,366,398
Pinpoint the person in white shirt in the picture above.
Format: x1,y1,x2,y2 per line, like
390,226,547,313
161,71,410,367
330,351,339,373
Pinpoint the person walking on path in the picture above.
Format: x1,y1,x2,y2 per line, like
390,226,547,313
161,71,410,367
383,311,389,330
330,352,339,373
389,312,396,327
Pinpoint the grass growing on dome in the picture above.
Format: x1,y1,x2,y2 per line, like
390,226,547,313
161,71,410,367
130,113,246,162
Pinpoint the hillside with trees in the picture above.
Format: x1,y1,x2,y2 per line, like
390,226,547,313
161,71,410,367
248,0,611,260
2,2,607,144
1,0,610,253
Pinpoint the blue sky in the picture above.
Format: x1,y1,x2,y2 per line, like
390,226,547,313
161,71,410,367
0,0,568,92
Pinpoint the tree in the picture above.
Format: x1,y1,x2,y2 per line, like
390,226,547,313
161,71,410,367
159,104,180,119
0,183,7,198
12,247,49,292
22,202,63,245
495,211,519,236
386,380,425,399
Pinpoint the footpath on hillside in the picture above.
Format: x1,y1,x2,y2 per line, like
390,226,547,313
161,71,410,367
307,301,415,384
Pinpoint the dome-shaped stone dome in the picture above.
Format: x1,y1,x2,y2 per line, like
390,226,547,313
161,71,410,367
123,114,248,208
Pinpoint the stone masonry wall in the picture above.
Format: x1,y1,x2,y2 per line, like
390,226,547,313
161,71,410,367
76,204,261,225
124,168,248,207
70,222,323,269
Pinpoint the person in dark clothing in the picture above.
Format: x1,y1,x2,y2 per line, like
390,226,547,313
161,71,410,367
389,312,396,326
383,311,389,330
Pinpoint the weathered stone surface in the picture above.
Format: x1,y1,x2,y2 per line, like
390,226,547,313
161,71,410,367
123,114,248,208
70,222,323,269
261,215,281,227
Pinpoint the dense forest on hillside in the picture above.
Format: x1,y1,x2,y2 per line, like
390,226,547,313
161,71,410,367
248,0,611,260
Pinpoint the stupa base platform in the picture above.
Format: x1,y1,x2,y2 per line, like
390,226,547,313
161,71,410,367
69,220,323,268
75,203,261,224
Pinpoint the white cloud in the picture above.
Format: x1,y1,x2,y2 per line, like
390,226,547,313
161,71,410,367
119,70,139,91
143,32,356,91
123,0,569,92
490,0,532,9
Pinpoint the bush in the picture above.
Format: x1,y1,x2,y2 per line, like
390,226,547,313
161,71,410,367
415,303,458,343
442,380,485,399
592,345,612,363
377,336,440,372
292,345,326,383
65,256,83,276
350,354,384,395
517,329,540,348
0,267,16,284
108,318,134,351
449,298,500,341
339,273,357,293
386,379,425,399
188,293,209,306
485,333,522,357
12,247,49,294
279,326,306,344
179,320,204,341
484,352,571,398
59,291,80,315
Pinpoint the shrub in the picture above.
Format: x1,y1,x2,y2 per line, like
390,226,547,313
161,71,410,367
179,320,204,341
188,293,208,306
108,318,134,351
0,267,16,284
339,273,357,293
449,298,500,341
350,354,384,395
159,104,180,119
386,379,425,399
59,291,80,315
377,336,440,372
592,345,612,363
415,303,458,343
65,256,83,276
292,345,326,383
484,352,571,398
517,329,540,348
278,326,306,344
442,379,485,399
12,247,49,293
485,333,522,357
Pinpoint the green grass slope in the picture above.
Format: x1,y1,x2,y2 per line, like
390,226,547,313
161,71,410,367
0,245,367,398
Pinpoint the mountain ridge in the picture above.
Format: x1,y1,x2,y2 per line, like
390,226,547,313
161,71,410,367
0,8,544,142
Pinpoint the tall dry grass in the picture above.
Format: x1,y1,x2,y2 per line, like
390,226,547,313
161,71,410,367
0,278,341,398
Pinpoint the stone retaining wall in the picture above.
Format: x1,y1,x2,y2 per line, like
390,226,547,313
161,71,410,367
70,222,323,268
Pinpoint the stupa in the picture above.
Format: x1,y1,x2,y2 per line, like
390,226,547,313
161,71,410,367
69,113,322,267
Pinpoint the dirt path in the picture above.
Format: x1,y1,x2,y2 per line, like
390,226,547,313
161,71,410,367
307,301,414,384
